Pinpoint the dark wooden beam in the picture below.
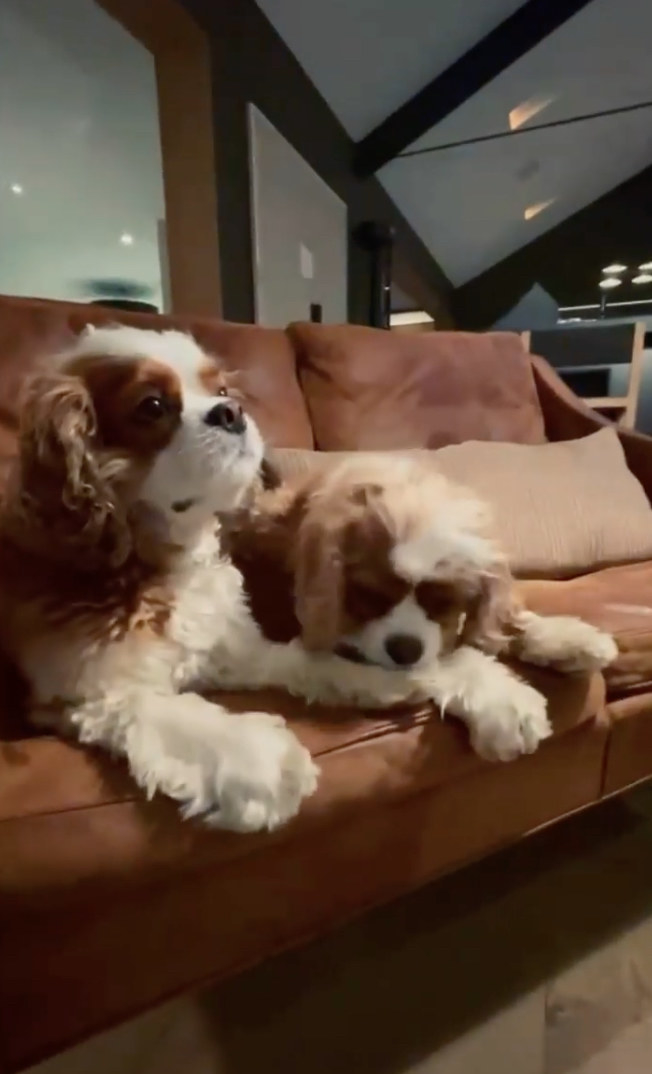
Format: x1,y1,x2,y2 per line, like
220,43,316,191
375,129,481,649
353,0,596,177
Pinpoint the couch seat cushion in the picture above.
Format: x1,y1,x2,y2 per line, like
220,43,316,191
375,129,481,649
0,665,604,903
518,563,652,698
604,692,652,793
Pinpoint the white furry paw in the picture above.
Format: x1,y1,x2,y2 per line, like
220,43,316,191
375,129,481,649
125,699,318,833
518,613,618,673
548,622,618,673
208,712,319,832
468,682,552,762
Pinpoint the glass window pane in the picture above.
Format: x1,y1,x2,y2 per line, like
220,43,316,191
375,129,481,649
0,0,166,310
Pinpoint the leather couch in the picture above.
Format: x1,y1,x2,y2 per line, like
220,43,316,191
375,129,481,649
1,293,652,1072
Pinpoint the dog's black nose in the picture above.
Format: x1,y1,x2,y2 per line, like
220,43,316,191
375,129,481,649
204,401,245,434
384,634,424,667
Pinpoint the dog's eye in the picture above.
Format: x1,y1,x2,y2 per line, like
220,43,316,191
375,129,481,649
135,395,166,421
216,386,228,397
416,582,458,616
346,581,396,621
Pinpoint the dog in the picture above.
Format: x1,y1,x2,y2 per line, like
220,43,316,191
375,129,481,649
0,327,460,833
223,453,617,760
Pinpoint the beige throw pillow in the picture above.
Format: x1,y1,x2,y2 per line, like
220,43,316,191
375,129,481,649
268,428,652,579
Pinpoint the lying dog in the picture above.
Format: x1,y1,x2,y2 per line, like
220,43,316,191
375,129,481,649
223,453,617,759
0,327,462,832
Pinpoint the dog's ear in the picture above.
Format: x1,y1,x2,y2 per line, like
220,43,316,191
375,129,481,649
5,373,131,569
460,563,515,655
294,510,346,651
294,481,391,651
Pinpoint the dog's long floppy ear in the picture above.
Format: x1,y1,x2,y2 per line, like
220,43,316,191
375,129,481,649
294,481,387,651
294,507,346,651
460,562,516,655
5,372,131,568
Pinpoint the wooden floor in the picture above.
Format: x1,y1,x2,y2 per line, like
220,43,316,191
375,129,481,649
28,785,652,1074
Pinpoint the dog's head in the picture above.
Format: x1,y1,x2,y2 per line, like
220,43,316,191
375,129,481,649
4,326,264,568
291,456,511,670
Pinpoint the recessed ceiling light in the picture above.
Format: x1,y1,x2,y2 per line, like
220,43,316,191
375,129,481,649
120,233,134,246
524,199,555,221
509,95,555,131
599,276,623,290
602,263,627,273
639,262,652,271
633,273,652,284
10,183,23,195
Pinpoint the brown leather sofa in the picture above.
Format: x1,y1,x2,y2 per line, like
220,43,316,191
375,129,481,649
1,294,652,1072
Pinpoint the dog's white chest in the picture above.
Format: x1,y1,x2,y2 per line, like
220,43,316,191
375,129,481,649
166,529,251,686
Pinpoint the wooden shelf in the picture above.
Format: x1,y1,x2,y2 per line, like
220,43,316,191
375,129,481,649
584,396,629,410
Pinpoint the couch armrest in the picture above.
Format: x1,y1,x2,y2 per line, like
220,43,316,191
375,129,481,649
531,353,652,502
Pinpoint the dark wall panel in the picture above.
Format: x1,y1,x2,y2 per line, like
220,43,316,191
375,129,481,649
179,0,452,325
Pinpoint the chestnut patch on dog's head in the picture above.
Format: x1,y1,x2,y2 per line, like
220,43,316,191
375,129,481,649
63,355,183,459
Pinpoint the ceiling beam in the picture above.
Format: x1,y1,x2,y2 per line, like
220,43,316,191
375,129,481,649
353,0,596,177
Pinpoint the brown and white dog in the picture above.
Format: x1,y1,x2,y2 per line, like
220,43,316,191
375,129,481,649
225,454,617,761
0,326,460,833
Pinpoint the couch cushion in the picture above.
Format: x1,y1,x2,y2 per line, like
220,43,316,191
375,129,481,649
0,664,604,901
518,563,652,698
0,293,314,472
604,692,652,793
288,324,546,450
269,435,652,580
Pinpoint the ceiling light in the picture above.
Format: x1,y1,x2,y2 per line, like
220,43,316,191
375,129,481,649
639,262,652,271
599,276,622,290
10,183,23,195
524,199,555,221
509,95,555,131
633,273,652,284
601,263,627,274
120,233,134,246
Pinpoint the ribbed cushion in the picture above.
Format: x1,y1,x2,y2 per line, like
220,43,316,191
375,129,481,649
269,429,652,579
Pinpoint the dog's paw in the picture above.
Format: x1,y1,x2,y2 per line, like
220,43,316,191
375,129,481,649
125,699,318,833
204,712,319,832
469,682,552,762
549,622,618,673
519,614,618,673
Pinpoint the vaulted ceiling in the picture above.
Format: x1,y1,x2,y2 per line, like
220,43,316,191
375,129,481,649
4,0,651,317
256,0,652,289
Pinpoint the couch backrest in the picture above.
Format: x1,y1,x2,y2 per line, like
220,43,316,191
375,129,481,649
0,294,314,482
0,294,550,482
288,322,547,450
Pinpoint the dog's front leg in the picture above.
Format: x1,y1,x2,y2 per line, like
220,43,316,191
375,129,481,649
215,637,427,709
64,688,318,830
510,610,617,673
417,646,552,760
